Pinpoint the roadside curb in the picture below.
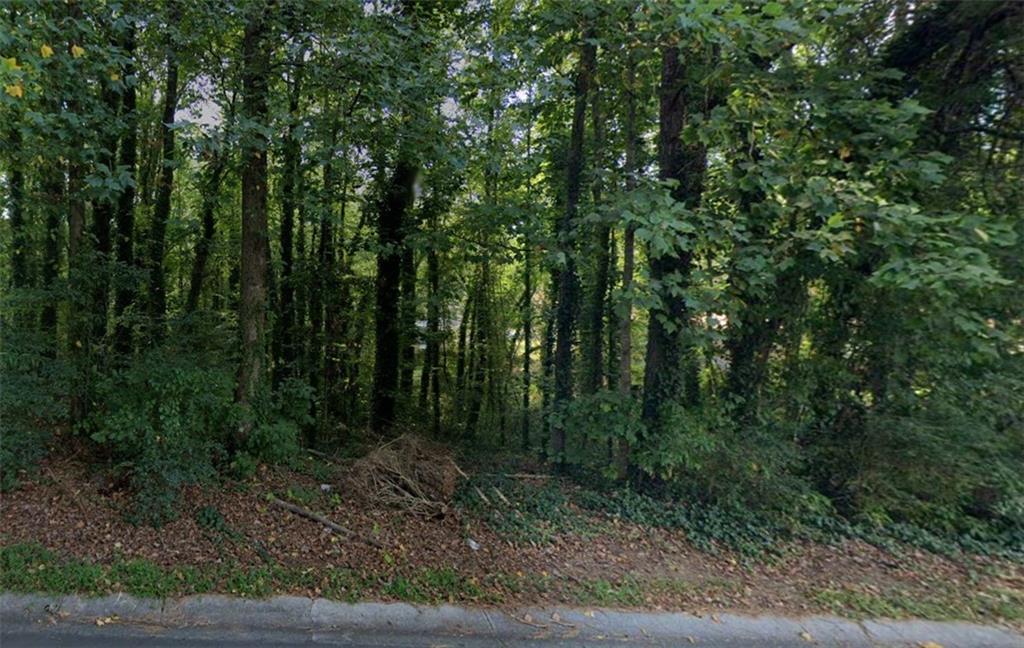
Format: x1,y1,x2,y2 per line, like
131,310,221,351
1,592,1021,646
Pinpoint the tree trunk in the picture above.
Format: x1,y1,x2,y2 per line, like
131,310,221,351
583,56,607,395
67,146,87,423
399,242,416,397
521,244,532,451
234,3,272,449
370,158,417,433
641,45,708,435
616,36,640,478
113,23,138,356
551,36,595,464
419,210,442,437
273,60,302,385
40,145,63,347
185,150,226,313
146,1,179,340
91,84,120,340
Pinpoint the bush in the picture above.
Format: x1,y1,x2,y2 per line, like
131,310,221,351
88,347,237,525
0,323,68,490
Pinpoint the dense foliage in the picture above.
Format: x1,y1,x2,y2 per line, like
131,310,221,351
1,0,1021,549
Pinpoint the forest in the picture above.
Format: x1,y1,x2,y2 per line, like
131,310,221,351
1,0,1022,577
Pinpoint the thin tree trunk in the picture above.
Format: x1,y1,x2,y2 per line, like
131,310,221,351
234,2,272,450
420,210,442,438
584,58,608,395
454,289,471,411
540,269,557,461
146,0,180,340
113,23,138,356
185,149,226,313
399,242,416,396
40,144,63,347
551,35,595,464
464,267,489,440
615,34,640,478
67,140,87,423
91,84,120,340
274,59,303,385
521,244,532,451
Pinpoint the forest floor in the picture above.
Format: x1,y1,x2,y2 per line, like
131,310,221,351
2,441,1022,631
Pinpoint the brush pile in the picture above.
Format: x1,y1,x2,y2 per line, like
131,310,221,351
350,435,466,517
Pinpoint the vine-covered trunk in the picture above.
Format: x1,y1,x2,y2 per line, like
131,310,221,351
641,45,708,435
551,36,595,464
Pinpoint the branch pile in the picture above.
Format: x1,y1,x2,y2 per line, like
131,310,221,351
349,434,467,517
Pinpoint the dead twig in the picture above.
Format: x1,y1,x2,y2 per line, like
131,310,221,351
270,496,383,548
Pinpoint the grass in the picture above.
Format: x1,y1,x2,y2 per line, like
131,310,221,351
812,584,1024,623
0,544,489,605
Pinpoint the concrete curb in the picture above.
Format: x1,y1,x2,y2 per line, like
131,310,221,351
1,592,1021,646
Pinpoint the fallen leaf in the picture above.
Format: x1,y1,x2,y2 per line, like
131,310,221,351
800,630,813,642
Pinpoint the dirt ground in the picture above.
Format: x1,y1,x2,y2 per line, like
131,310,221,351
2,450,1021,627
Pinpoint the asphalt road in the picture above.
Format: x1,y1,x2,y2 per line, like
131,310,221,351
0,622,813,647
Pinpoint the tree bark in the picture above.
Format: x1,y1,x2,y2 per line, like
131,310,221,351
234,2,273,449
90,84,120,340
370,158,417,433
185,149,226,313
583,55,607,395
551,35,595,464
146,1,179,340
113,23,138,356
641,44,708,435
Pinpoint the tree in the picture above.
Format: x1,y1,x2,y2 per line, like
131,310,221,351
234,0,273,448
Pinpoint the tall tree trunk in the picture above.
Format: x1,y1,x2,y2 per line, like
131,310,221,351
464,266,489,440
273,60,302,385
398,242,416,397
539,269,557,460
67,140,87,424
419,211,442,437
113,23,138,356
521,245,532,451
234,3,272,450
615,34,640,478
454,289,471,409
146,1,179,340
370,158,417,433
641,44,708,435
185,150,226,313
91,84,120,340
551,36,595,464
40,143,63,347
583,58,608,395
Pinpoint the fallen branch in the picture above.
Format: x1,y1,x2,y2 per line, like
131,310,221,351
474,486,492,506
492,486,511,506
270,496,383,548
